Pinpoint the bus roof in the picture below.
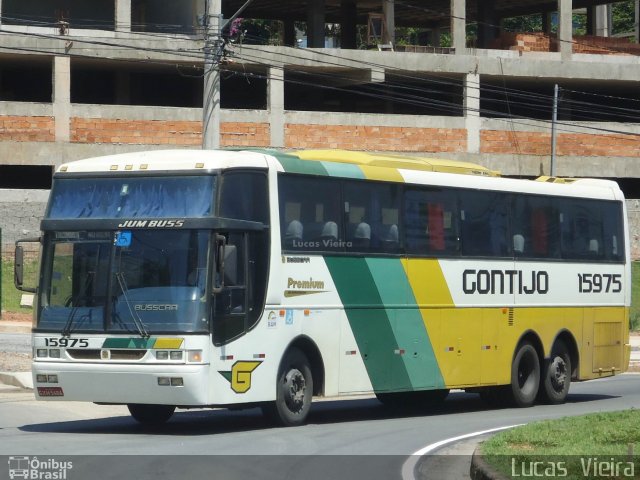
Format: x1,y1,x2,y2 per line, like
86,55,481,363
294,149,500,177
54,148,623,202
55,149,270,173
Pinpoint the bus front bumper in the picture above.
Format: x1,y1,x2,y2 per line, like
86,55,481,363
32,361,210,406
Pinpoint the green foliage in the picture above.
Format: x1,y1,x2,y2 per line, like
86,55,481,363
612,0,636,35
1,257,38,313
502,14,544,33
631,262,640,331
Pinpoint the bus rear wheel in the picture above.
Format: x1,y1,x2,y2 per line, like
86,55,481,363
539,341,571,404
127,404,175,425
508,342,540,407
262,348,313,427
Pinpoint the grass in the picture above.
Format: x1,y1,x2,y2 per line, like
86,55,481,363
1,257,39,313
481,410,640,479
631,261,640,331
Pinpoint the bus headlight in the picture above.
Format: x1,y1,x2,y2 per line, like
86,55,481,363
48,349,61,358
187,350,202,363
169,351,183,361
36,349,48,358
156,351,169,360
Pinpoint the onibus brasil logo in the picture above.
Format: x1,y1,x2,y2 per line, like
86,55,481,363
8,456,73,479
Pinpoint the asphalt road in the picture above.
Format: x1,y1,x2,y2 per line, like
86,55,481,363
0,374,639,480
0,332,30,355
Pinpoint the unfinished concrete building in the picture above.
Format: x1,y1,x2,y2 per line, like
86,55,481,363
1,0,640,252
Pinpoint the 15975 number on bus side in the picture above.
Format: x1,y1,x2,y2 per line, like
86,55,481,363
577,273,622,293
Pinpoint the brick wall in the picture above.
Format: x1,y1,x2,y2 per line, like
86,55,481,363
71,118,202,145
492,33,640,56
481,130,640,157
70,118,270,147
285,125,467,152
220,122,270,147
0,116,54,142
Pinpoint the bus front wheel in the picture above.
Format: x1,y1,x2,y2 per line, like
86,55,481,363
127,404,175,425
263,348,313,427
539,341,571,404
509,342,540,407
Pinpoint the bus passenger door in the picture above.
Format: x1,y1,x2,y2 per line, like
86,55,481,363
212,230,269,346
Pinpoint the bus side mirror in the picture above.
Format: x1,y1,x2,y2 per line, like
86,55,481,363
14,238,40,293
212,234,226,294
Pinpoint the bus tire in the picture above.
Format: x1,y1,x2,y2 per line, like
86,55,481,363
509,342,540,407
127,404,175,424
263,348,313,427
539,341,571,404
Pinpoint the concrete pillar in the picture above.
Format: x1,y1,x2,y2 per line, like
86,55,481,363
382,0,395,45
542,12,552,35
284,19,296,46
557,0,572,60
477,0,498,49
586,7,594,35
115,0,131,32
52,56,71,143
595,4,612,37
451,0,466,53
632,0,640,43
115,71,130,105
268,67,285,148
306,0,326,48
464,73,480,154
340,0,357,49
429,27,442,47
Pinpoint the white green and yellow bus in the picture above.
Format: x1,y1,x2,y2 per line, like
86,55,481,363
15,149,631,426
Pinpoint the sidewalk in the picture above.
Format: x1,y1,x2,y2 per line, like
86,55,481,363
0,314,33,389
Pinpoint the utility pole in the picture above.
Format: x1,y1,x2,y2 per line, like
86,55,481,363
203,0,222,149
550,84,559,177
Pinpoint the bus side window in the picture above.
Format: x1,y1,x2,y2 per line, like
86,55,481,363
405,188,458,256
219,171,269,223
278,175,342,252
513,196,560,259
459,190,510,257
343,180,401,253
560,198,608,260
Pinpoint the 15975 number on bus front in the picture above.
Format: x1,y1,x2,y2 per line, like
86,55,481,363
577,273,622,293
44,338,90,348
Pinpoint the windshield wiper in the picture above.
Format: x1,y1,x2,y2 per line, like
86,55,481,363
62,271,95,337
114,272,149,338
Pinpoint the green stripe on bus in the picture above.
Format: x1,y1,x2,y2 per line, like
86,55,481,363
320,161,365,179
278,155,329,176
102,338,155,349
365,258,445,389
324,256,411,392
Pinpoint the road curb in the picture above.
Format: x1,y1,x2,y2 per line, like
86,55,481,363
0,371,33,390
470,449,509,480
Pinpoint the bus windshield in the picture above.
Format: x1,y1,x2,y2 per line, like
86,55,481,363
39,230,210,334
47,176,215,219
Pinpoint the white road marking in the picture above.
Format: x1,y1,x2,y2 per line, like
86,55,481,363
400,424,523,480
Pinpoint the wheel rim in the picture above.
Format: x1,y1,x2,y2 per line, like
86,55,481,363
517,350,537,396
549,356,567,392
283,368,307,413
